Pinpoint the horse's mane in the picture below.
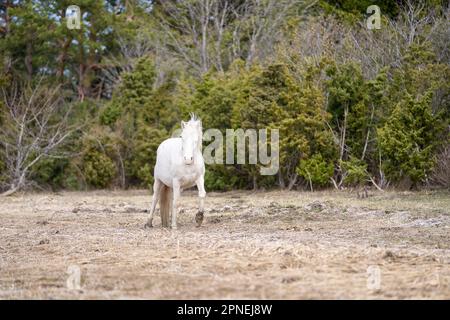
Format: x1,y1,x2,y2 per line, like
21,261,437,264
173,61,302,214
185,113,202,150
188,112,200,123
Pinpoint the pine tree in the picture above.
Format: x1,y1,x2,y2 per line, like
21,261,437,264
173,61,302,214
278,64,337,189
378,93,445,187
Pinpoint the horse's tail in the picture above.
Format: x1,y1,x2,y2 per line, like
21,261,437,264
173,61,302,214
159,185,172,227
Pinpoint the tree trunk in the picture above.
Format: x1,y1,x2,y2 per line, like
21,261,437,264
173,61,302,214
56,9,73,84
278,171,285,188
252,175,258,190
25,42,33,81
287,173,298,190
1,175,25,196
340,104,348,161
1,185,19,197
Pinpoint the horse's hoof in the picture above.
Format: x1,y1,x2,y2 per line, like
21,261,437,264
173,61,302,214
144,222,153,229
195,212,204,227
171,225,178,230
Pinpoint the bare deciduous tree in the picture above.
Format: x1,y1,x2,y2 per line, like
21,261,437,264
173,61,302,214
430,143,450,188
155,0,313,75
0,79,77,195
100,33,156,99
239,0,300,66
156,0,220,74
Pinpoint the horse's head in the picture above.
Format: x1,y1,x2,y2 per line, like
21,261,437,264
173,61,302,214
180,114,202,165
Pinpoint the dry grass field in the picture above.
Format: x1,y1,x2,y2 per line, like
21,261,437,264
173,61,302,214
0,189,449,299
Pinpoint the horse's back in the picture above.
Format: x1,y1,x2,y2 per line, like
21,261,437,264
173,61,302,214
156,137,182,158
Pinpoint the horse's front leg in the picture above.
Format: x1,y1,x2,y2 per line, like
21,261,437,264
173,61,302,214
195,175,206,227
171,179,181,230
145,178,163,228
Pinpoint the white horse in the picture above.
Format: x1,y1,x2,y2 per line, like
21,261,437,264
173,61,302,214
145,114,206,229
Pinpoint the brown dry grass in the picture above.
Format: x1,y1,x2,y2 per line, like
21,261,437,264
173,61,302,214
0,189,449,299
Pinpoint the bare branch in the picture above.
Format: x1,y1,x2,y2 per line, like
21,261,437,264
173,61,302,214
0,81,77,195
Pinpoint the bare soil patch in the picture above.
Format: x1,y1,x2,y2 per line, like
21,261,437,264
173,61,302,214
0,190,449,299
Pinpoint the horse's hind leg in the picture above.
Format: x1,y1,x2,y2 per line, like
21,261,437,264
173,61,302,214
171,179,181,230
195,175,206,227
145,178,162,228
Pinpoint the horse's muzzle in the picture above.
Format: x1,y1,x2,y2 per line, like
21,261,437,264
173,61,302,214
183,156,194,165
